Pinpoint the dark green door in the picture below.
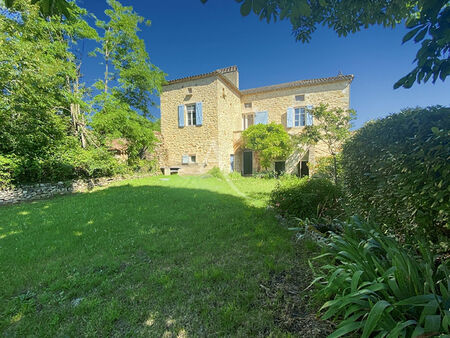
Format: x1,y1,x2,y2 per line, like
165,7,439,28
243,151,253,175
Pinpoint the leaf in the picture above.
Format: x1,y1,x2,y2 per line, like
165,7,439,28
361,300,391,338
414,27,428,43
402,26,422,44
395,294,439,306
240,0,252,16
351,270,364,292
386,320,417,338
424,315,441,333
328,321,362,338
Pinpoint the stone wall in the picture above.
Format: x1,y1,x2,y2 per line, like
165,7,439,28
0,175,152,206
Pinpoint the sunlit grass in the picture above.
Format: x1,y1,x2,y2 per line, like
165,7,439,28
0,175,296,336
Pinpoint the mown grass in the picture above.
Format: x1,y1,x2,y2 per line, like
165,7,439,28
0,175,297,336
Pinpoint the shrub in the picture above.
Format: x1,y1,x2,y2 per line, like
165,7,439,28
312,154,343,183
341,106,450,250
270,177,343,221
228,171,242,180
208,166,224,179
0,155,19,188
313,217,450,338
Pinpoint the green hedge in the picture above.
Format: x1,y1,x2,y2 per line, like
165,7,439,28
341,106,450,249
270,176,343,221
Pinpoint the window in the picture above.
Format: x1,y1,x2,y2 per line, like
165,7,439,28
244,102,252,109
295,94,305,102
190,155,196,163
294,107,306,127
242,114,254,130
186,104,196,126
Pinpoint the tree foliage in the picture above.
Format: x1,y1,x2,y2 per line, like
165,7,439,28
242,122,292,169
297,104,355,184
91,0,165,164
201,0,449,88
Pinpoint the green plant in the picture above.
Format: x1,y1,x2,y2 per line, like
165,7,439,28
228,171,242,180
313,216,450,338
312,154,343,183
208,166,224,179
270,177,343,221
242,122,292,170
341,106,450,251
0,155,19,188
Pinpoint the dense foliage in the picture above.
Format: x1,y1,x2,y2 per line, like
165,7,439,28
314,217,450,338
296,104,355,184
0,0,164,187
270,176,342,222
201,0,449,89
341,106,450,251
242,122,292,170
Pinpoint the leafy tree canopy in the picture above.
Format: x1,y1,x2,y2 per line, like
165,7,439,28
243,122,292,169
201,0,449,89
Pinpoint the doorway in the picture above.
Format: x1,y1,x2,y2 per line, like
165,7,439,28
243,151,253,175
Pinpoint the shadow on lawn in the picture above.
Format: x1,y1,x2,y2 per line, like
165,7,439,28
1,182,316,336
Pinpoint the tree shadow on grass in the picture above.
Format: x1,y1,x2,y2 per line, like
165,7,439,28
0,182,301,336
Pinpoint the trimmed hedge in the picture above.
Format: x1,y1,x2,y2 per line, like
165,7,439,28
341,106,450,249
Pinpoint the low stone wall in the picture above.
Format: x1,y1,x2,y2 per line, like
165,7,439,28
0,175,152,206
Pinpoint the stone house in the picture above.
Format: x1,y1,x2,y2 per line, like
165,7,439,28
160,66,353,175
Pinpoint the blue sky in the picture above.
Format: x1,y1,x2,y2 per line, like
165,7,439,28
79,0,449,128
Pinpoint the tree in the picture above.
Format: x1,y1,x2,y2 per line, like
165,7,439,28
3,0,75,18
297,104,355,184
242,122,292,170
201,0,449,89
91,0,166,163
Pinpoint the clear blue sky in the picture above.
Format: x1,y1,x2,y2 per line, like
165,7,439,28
79,0,449,128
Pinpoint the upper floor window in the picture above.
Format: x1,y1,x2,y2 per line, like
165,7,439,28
294,107,306,127
242,113,254,130
244,102,252,109
295,95,305,102
186,104,196,126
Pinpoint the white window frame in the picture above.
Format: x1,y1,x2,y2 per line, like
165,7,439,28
294,107,306,127
242,113,254,130
186,104,196,126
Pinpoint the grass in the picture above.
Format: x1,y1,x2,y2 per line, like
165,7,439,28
0,175,299,336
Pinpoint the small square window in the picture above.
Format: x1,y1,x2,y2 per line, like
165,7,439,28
190,155,196,163
295,95,305,102
244,102,252,109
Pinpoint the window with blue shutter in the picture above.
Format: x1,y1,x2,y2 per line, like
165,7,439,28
178,105,184,128
294,108,305,126
286,107,294,128
196,102,203,126
306,105,314,126
255,111,268,125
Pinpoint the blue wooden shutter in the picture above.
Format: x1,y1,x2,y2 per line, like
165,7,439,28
255,111,268,125
196,102,203,126
178,105,184,127
306,105,313,126
286,107,294,128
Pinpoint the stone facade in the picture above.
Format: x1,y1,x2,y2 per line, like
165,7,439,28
160,66,353,175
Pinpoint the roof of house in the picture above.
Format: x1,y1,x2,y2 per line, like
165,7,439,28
241,74,354,95
164,66,353,96
165,66,238,86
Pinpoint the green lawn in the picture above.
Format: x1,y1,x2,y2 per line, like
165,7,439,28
0,175,298,336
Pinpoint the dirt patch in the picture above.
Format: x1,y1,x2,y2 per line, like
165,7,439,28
261,243,334,337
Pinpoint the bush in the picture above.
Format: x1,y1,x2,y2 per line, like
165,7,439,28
312,154,343,183
228,171,242,180
208,166,224,179
313,217,450,338
341,106,450,250
0,155,19,188
270,176,343,221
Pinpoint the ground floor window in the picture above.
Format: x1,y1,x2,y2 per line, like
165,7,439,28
190,155,196,163
230,154,234,172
